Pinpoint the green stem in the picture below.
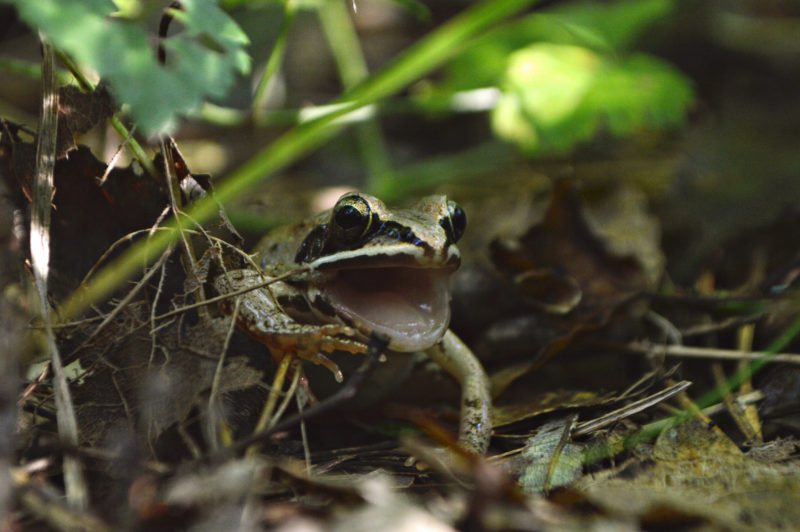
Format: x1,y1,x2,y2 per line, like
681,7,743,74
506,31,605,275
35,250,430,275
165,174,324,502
317,0,369,88
252,2,296,116
0,56,71,84
317,0,392,190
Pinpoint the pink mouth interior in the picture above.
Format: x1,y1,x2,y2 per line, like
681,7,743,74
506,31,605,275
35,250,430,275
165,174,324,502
322,267,452,352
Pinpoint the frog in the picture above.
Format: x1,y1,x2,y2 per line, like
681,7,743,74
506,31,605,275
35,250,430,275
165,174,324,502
213,192,491,455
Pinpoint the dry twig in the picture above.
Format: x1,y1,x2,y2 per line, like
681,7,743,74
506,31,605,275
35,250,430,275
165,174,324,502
618,341,800,365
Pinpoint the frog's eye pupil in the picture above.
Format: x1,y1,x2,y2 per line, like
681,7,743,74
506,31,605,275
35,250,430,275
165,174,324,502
444,200,466,243
333,194,372,243
334,205,362,229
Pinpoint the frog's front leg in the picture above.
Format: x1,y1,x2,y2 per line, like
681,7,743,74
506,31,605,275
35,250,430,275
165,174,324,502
214,269,367,382
424,330,492,454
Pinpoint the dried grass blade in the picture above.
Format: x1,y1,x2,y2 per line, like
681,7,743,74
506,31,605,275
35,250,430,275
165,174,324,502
31,36,88,511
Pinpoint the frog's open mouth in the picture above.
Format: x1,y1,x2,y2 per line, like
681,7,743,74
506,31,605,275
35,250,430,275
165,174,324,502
321,267,452,352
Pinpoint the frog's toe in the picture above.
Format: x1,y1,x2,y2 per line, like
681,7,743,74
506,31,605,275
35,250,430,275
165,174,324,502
319,336,367,355
306,352,344,382
317,323,357,338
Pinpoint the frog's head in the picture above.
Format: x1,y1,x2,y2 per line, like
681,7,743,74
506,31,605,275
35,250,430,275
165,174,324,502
295,192,466,352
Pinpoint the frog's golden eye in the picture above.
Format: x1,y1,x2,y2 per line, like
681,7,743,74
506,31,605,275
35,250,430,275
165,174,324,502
332,194,373,243
442,200,466,244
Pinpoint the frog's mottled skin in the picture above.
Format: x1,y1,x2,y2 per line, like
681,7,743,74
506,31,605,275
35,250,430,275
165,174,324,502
214,193,491,454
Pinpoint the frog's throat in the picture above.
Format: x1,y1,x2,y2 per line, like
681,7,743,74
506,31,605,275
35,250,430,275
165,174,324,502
319,266,452,352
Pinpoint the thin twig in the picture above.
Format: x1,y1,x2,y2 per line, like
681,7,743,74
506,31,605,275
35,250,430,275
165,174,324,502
154,265,310,321
98,124,136,185
162,138,208,316
711,363,761,442
18,365,50,408
77,225,170,289
615,341,800,365
270,360,302,429
207,297,241,451
736,324,763,440
148,240,171,367
645,310,682,345
249,353,294,456
679,312,766,338
298,388,312,475
573,380,692,436
700,390,763,417
211,333,389,462
75,222,248,292
66,247,172,360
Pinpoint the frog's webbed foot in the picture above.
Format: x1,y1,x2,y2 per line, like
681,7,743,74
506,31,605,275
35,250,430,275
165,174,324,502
267,325,367,382
214,269,368,382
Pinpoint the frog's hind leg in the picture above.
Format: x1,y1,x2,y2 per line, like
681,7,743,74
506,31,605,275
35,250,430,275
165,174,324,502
424,330,492,455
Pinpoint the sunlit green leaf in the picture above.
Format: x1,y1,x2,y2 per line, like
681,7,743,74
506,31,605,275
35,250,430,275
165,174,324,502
111,0,166,21
585,54,694,136
491,43,692,154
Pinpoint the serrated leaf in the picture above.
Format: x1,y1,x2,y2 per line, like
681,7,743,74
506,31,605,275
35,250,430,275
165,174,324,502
7,0,251,135
168,0,251,72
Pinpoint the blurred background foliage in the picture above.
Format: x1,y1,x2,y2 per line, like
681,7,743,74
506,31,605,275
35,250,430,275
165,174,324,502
0,0,693,161
1,0,800,284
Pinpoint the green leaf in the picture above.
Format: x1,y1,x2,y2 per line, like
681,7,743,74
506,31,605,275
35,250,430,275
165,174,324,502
491,43,693,155
6,0,251,135
585,54,694,136
168,0,251,72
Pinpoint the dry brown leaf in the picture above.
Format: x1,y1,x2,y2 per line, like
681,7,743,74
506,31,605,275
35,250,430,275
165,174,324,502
55,84,114,158
492,389,610,428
